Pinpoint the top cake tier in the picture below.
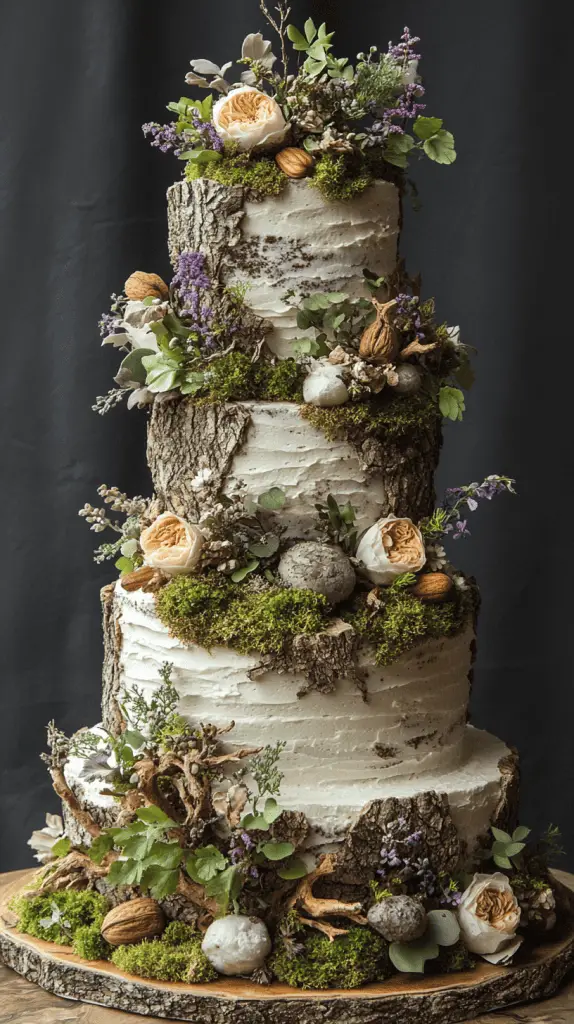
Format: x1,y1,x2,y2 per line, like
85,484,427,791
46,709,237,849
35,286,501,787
167,178,400,358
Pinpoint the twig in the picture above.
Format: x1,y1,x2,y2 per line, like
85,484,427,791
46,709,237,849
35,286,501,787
50,767,102,839
260,0,291,85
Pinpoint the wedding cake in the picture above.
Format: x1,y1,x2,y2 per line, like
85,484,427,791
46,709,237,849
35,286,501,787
2,10,571,1022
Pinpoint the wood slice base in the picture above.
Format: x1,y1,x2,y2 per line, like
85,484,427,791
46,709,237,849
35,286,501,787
1,871,574,1024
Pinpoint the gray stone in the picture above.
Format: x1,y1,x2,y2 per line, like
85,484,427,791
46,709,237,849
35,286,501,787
393,363,422,395
367,896,427,942
278,541,356,606
201,915,271,976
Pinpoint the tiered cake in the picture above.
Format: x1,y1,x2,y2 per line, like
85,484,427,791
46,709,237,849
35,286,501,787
2,12,572,1023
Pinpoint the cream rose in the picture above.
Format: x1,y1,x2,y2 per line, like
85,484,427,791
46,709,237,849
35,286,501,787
458,873,522,963
356,515,426,584
139,512,204,577
212,86,288,151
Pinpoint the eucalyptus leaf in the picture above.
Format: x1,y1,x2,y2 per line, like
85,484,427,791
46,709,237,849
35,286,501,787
261,841,295,861
122,728,146,750
231,559,259,583
114,347,155,388
426,909,460,947
248,536,280,559
512,825,531,843
263,797,283,823
491,827,513,844
258,487,286,511
493,853,513,870
277,857,309,880
504,842,526,857
389,935,440,973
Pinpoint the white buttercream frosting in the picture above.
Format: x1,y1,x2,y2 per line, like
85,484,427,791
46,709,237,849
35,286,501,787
222,402,389,538
223,180,400,358
99,582,486,841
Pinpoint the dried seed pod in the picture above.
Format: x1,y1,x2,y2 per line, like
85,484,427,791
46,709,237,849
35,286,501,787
125,271,169,301
275,147,315,179
359,298,399,364
410,572,453,603
101,898,166,946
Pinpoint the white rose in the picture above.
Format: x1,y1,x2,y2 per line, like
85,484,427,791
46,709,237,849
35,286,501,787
458,873,522,963
356,515,426,584
212,86,288,151
140,512,204,577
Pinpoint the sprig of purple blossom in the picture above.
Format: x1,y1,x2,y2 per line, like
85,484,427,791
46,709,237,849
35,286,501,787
142,115,223,159
422,475,516,543
376,816,461,906
172,251,217,350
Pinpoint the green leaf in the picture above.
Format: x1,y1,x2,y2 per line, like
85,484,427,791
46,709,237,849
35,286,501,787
204,865,243,913
423,129,456,165
122,729,146,750
426,909,460,947
148,841,184,870
491,827,513,844
389,935,440,973
296,309,313,330
180,371,206,396
241,813,270,831
186,844,228,884
453,359,475,391
114,347,156,388
143,357,180,394
140,865,179,899
287,24,308,50
115,556,134,575
107,858,143,887
304,57,328,78
248,536,280,559
292,336,330,358
258,487,286,511
324,291,348,304
303,293,331,311
504,842,526,858
149,321,169,339
51,837,72,859
277,857,309,880
304,17,316,42
261,841,295,861
383,133,415,168
121,832,156,860
231,559,260,583
137,806,175,825
306,41,327,62
181,148,222,164
493,853,513,870
88,833,115,864
413,116,443,140
439,386,465,421
512,826,531,843
263,797,283,824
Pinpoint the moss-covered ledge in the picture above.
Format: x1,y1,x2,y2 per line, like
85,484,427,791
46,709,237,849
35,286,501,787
155,573,475,684
299,389,441,446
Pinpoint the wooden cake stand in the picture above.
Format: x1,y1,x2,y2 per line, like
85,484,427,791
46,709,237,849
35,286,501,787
1,869,574,1024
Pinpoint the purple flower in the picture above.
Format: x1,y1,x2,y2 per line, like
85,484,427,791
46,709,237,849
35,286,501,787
240,832,256,851
142,122,188,157
230,846,244,864
171,251,217,349
98,312,122,338
249,866,260,880
452,520,470,540
388,26,421,65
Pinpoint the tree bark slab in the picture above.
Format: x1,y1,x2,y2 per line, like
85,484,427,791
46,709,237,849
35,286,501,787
2,870,574,1024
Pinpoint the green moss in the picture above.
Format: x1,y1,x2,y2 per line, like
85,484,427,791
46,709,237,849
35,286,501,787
195,352,304,403
308,153,373,202
270,926,391,990
300,390,441,445
14,890,108,946
156,574,328,655
111,931,217,983
73,924,112,961
352,588,471,666
186,153,286,198
163,920,198,946
431,941,476,974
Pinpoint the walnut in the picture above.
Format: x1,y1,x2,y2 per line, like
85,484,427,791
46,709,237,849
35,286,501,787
275,147,314,179
100,897,166,946
125,271,169,301
410,572,453,603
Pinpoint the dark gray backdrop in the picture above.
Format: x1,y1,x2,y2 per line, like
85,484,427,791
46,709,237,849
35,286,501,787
1,0,572,871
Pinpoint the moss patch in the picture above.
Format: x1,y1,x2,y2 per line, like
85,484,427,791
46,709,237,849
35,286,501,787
73,923,112,961
300,389,441,445
195,352,304,403
111,925,217,983
352,586,474,666
14,890,108,946
186,153,286,198
156,574,329,655
309,153,373,202
270,925,391,989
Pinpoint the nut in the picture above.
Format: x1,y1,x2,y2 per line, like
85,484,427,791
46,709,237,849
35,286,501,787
275,147,314,179
410,572,453,603
125,271,169,301
101,897,166,946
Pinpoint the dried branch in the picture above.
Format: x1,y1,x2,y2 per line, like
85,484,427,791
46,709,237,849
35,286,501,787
50,767,102,839
33,851,117,894
259,0,291,84
288,854,367,927
400,339,439,359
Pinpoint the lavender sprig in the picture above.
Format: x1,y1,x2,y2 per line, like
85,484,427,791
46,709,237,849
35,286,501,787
421,475,516,542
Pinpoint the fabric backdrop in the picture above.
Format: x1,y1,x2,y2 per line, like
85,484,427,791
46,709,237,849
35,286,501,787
1,0,572,872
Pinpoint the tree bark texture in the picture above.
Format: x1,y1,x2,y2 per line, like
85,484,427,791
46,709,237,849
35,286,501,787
2,870,574,1024
167,179,245,275
101,583,124,736
147,399,251,520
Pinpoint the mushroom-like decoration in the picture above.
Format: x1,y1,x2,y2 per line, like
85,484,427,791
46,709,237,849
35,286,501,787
201,915,271,976
278,541,356,606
